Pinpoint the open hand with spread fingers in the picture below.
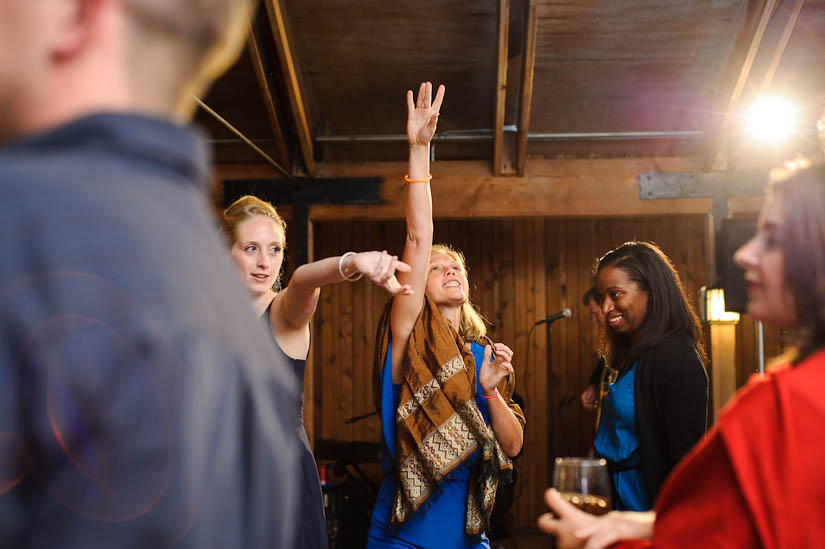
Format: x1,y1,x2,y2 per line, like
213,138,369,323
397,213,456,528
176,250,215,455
479,341,515,397
407,81,445,147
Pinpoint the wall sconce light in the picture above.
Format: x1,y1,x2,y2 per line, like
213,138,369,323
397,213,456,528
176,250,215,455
700,286,741,324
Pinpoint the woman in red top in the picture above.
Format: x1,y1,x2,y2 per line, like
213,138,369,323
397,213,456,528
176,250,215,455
538,162,825,549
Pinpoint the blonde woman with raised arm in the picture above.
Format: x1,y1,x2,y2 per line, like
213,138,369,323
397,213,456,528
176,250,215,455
367,82,525,549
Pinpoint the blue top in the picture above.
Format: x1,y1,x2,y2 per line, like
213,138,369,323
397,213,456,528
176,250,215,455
368,339,491,549
0,114,300,548
593,363,652,511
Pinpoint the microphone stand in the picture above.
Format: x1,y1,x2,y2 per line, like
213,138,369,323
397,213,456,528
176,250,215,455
546,321,556,462
557,395,578,458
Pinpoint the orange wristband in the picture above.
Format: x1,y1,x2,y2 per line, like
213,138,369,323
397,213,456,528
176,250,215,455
482,388,498,399
404,173,433,184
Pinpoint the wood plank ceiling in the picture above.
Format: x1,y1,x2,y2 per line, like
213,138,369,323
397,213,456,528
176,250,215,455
195,0,825,174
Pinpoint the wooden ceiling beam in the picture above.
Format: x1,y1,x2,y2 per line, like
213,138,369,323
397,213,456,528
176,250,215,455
760,0,805,90
263,0,316,178
516,0,539,177
703,0,776,171
493,0,511,176
246,20,291,174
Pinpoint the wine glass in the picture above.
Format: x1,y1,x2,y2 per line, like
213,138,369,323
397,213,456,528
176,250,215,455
552,457,612,515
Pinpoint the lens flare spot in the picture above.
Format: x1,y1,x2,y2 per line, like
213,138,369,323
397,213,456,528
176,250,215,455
744,95,797,144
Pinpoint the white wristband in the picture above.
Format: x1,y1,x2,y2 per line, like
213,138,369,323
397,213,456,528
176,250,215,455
338,252,363,282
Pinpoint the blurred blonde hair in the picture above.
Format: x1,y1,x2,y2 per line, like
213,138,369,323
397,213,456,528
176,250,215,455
221,195,287,246
122,0,255,118
430,244,489,343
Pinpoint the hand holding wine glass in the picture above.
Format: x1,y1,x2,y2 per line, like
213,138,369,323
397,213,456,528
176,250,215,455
552,457,612,516
539,489,655,549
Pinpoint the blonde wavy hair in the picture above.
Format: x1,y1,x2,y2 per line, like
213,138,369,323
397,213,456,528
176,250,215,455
220,195,287,246
430,244,489,343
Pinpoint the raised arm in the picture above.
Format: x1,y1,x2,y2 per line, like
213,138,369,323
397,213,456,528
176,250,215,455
389,82,445,382
271,251,411,358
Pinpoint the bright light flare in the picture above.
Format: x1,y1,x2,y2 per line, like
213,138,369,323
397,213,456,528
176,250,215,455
744,95,797,144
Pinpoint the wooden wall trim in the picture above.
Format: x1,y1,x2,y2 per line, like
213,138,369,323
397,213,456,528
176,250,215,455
217,157,731,220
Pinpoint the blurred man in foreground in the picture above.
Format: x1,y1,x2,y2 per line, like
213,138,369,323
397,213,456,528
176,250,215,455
0,1,299,546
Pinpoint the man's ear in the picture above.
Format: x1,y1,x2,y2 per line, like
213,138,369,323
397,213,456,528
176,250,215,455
51,0,107,61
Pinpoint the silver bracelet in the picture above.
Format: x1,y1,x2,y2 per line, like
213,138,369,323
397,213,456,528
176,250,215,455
338,252,363,282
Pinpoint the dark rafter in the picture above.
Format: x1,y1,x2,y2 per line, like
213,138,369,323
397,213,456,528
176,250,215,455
760,0,805,90
263,0,317,178
196,97,290,177
223,177,381,265
247,20,291,173
703,0,776,171
517,0,539,177
494,0,511,176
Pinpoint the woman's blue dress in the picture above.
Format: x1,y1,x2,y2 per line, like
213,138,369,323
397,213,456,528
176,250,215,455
367,340,492,549
593,363,652,511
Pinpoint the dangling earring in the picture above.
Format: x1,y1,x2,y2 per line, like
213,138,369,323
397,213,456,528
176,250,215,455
272,275,282,293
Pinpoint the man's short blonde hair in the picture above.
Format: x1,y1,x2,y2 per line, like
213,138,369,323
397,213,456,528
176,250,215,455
122,0,255,118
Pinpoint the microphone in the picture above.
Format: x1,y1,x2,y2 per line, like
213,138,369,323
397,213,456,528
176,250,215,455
533,308,572,326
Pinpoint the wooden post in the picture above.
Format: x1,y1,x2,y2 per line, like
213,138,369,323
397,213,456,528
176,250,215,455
710,323,738,423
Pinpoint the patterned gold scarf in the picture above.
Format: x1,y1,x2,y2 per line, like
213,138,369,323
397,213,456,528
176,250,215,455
372,296,525,534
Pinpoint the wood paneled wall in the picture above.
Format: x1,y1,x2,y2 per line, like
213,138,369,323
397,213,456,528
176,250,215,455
311,214,718,527
219,158,783,527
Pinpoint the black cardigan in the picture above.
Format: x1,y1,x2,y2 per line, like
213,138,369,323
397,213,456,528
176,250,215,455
632,332,708,504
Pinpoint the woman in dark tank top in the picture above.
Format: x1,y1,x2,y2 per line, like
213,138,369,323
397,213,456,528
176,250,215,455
221,195,413,549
